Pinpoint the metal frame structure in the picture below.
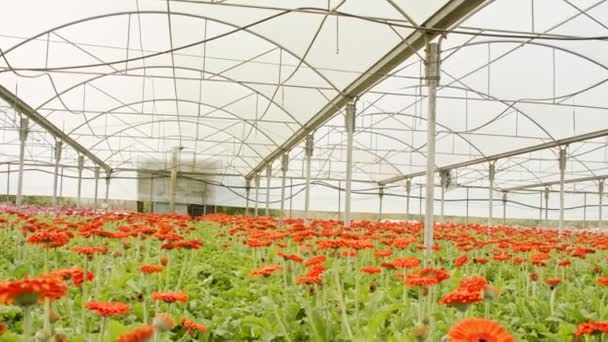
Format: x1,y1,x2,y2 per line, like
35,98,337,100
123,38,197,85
1,1,608,253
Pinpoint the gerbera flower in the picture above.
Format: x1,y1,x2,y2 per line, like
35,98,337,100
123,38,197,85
448,318,514,342
71,246,108,256
405,267,450,288
455,255,469,268
393,257,421,269
545,278,561,287
151,291,188,304
296,275,323,285
118,325,155,342
26,231,70,248
361,266,381,275
86,301,130,317
139,264,163,274
439,289,484,310
182,318,207,335
304,255,327,267
251,265,282,278
0,276,68,306
597,277,608,286
575,321,608,338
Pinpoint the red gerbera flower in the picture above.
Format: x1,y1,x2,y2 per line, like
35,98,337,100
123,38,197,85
545,278,561,287
151,291,188,304
361,266,381,275
439,289,484,308
251,264,282,278
448,318,514,342
118,325,155,342
139,264,163,274
598,277,608,286
393,257,421,269
85,301,130,317
304,255,327,267
296,275,323,285
575,321,608,338
455,255,469,268
182,318,207,335
0,276,68,306
405,267,450,288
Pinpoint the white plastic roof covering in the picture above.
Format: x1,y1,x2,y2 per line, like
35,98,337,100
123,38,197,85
0,0,607,196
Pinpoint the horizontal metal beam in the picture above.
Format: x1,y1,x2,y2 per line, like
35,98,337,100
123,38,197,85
245,0,484,180
380,128,608,185
504,174,608,192
0,83,112,173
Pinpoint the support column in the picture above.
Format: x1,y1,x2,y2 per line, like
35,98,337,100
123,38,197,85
378,185,384,221
465,187,470,226
439,170,449,222
423,42,440,258
344,99,356,228
76,155,84,208
488,161,496,226
304,133,314,225
502,191,507,225
405,179,411,220
265,164,272,216
583,192,587,229
16,117,28,206
254,175,260,216
94,168,100,209
52,141,62,206
150,174,155,213
279,153,289,227
544,186,550,227
104,171,111,209
169,147,180,213
539,192,543,227
599,180,604,227
558,147,567,234
337,180,342,220
245,178,251,216
5,164,9,202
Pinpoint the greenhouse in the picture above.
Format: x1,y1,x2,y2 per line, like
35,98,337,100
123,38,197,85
0,0,608,340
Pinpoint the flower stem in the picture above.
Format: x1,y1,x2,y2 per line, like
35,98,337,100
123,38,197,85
22,305,32,341
99,317,107,342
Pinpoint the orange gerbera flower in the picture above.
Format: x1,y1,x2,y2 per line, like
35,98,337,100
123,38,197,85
251,264,282,278
304,255,327,267
392,257,421,269
182,318,207,335
151,291,188,304
26,231,70,248
405,267,450,288
545,278,561,287
455,255,469,268
448,318,515,342
361,266,382,275
118,325,155,342
439,289,484,309
139,264,163,274
0,276,67,306
575,321,608,338
71,246,108,255
597,277,608,286
85,301,130,317
49,267,94,287
296,275,323,285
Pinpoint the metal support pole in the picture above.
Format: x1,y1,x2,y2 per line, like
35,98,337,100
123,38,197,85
16,117,28,206
279,153,288,227
304,133,314,225
5,164,9,202
52,141,62,206
93,167,100,209
76,155,84,208
584,192,587,229
289,178,293,219
599,180,604,227
502,191,507,225
378,185,384,221
104,171,111,209
466,187,470,226
254,175,260,216
539,192,543,226
338,180,342,220
440,171,447,222
488,161,496,226
59,167,64,199
169,147,180,213
245,178,251,216
558,147,567,234
344,99,356,228
424,42,440,258
544,186,550,227
265,164,272,216
419,184,423,218
405,179,411,220
150,173,154,213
